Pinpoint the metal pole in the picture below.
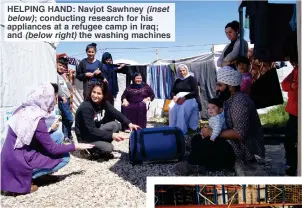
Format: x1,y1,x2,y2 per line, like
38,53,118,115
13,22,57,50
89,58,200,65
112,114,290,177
239,6,244,56
265,185,268,203
214,185,218,204
242,185,246,204
257,185,260,204
222,185,226,204
282,185,285,208
196,185,200,205
235,187,238,203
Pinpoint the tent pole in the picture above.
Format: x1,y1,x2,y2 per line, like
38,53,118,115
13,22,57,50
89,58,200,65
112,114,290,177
239,6,244,56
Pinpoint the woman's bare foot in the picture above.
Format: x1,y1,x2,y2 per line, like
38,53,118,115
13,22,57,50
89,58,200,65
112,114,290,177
30,183,38,193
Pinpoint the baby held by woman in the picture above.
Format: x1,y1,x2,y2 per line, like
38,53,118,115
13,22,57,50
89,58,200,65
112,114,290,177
201,98,226,141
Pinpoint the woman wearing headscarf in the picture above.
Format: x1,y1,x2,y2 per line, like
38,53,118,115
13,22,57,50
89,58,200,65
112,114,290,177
168,64,200,135
76,43,106,99
101,52,125,105
121,72,155,129
1,83,94,195
217,21,249,69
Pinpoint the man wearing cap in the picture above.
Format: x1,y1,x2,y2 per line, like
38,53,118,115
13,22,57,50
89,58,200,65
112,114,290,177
208,66,265,164
175,66,265,175
57,54,74,142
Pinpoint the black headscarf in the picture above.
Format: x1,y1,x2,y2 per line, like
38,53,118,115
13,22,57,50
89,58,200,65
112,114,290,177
130,72,144,89
101,52,112,64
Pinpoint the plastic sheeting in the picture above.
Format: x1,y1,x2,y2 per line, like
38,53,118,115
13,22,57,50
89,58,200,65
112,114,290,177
0,35,57,147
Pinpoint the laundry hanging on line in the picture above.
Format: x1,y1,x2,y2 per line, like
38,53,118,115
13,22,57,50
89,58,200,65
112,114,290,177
189,59,217,119
246,2,296,62
148,64,175,99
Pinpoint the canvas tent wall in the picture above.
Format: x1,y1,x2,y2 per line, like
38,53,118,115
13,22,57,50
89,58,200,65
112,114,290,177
0,0,57,147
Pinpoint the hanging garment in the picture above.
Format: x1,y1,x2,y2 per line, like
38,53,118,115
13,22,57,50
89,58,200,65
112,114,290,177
289,5,297,31
249,68,284,109
246,1,269,45
247,3,295,61
68,57,80,66
248,50,276,82
190,59,217,119
149,65,175,99
118,65,148,87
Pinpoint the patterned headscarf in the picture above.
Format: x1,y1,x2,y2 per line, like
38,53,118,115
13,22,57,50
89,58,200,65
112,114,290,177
8,83,56,149
217,66,242,86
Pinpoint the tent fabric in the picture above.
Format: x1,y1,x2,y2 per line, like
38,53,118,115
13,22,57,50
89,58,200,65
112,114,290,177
0,24,57,148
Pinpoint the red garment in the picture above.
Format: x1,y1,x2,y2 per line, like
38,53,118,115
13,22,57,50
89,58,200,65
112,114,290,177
281,66,298,116
240,72,253,95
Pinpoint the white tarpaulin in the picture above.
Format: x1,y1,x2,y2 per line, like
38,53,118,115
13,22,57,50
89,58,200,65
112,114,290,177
0,0,57,146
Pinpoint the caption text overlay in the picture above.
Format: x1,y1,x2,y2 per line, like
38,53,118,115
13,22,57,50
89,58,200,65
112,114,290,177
4,3,175,42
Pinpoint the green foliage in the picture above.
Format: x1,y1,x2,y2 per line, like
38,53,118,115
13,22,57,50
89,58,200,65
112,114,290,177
260,103,289,128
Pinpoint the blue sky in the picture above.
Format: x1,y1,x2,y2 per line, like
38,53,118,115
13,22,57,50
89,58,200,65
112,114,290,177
56,0,296,64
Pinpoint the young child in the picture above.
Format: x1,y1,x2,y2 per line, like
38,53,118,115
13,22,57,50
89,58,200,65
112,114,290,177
56,54,74,142
281,53,298,176
236,56,253,95
202,98,226,142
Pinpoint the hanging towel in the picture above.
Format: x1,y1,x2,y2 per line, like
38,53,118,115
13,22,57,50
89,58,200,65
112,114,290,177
148,65,175,99
190,59,217,119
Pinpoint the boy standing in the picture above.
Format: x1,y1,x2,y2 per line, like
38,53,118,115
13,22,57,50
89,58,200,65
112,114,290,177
281,53,298,176
57,54,74,142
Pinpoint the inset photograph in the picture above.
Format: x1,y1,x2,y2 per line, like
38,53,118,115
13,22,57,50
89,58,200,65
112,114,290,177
154,185,302,208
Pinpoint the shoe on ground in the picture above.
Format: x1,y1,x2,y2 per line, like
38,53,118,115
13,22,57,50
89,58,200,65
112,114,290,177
33,174,60,183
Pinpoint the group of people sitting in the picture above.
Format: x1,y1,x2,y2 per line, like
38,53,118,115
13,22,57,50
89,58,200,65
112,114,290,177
1,20,299,196
171,20,299,177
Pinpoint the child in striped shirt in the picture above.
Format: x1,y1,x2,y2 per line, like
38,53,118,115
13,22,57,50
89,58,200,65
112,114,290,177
202,98,227,142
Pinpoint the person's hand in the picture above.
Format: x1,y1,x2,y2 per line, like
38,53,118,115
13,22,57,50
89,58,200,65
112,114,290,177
176,97,186,105
142,97,150,103
103,78,108,83
112,133,128,142
173,96,178,102
50,122,59,131
122,99,129,106
129,123,141,131
94,68,101,75
68,68,75,74
74,143,95,150
62,73,68,80
62,96,67,103
201,125,213,138
118,64,125,70
222,61,230,67
86,72,94,78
